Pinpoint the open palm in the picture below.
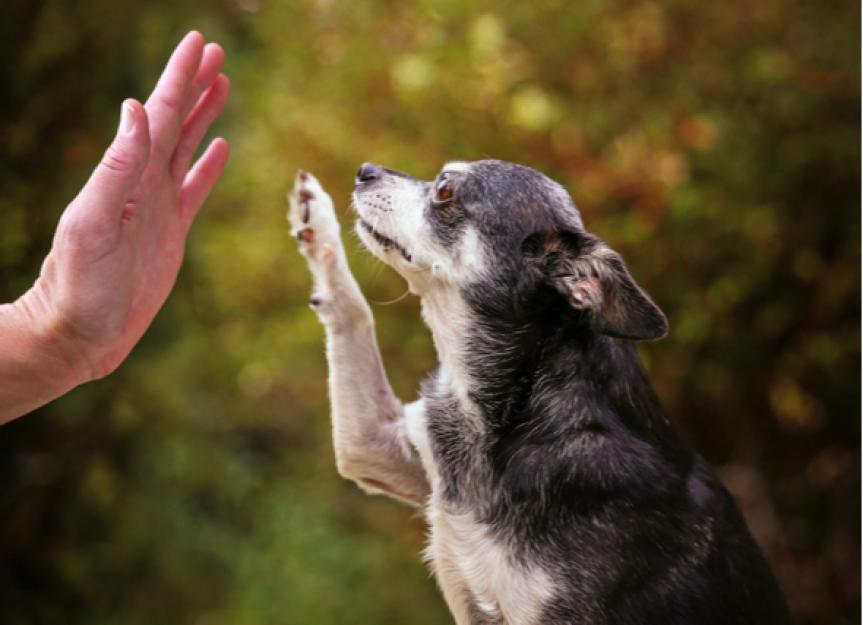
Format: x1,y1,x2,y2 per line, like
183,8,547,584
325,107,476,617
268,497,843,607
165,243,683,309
25,32,230,380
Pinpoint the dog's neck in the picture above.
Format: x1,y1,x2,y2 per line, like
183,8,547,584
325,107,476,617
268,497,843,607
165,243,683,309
420,284,682,450
420,284,487,431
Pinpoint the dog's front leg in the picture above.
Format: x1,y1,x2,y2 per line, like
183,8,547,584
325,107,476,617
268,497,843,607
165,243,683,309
288,171,429,507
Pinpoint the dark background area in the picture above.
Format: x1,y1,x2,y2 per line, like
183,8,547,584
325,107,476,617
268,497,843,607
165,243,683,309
0,1,859,623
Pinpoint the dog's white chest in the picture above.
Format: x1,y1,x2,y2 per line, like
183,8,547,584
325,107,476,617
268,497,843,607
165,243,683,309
405,399,553,624
426,506,554,625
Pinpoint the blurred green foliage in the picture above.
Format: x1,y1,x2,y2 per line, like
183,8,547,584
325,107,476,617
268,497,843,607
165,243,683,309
0,0,859,623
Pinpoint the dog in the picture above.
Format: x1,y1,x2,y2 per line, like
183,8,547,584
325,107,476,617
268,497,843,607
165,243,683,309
287,160,792,625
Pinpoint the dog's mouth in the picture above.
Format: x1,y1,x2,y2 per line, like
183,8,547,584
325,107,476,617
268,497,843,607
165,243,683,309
358,218,413,263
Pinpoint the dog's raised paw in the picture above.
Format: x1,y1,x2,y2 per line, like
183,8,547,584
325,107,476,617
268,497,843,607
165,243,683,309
287,170,341,262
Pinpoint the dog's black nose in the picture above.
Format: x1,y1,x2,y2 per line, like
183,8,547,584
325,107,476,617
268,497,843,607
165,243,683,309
356,162,383,184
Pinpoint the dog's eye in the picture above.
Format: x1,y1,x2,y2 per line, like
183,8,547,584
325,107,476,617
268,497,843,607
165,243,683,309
434,178,454,203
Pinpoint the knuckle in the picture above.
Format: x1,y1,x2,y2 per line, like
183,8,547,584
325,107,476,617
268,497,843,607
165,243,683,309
156,92,183,115
56,210,84,241
159,93,180,110
100,145,133,173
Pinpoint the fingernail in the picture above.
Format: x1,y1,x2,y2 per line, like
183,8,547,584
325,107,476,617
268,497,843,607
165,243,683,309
120,101,136,134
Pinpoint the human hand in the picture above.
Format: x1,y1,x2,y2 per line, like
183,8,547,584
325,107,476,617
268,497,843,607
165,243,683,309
13,31,230,387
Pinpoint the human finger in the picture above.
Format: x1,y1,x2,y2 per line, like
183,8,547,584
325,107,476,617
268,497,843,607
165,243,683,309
187,43,225,118
144,31,205,161
178,138,230,231
171,74,230,182
71,100,151,223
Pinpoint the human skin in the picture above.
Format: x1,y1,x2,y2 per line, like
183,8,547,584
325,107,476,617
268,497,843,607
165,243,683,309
0,31,230,424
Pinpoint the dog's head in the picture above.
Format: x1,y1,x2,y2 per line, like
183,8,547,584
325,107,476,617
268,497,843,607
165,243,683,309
353,159,666,341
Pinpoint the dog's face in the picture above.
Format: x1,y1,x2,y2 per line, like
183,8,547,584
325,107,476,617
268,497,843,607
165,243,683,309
353,159,667,341
352,159,581,285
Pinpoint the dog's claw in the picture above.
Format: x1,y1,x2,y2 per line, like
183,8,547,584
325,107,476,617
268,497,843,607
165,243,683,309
297,227,315,243
298,189,314,223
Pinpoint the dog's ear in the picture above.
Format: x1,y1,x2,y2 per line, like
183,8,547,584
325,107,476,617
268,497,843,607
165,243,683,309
522,230,668,341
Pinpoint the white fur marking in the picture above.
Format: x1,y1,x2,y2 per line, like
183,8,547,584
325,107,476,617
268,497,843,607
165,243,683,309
429,509,555,625
405,398,440,490
443,161,473,174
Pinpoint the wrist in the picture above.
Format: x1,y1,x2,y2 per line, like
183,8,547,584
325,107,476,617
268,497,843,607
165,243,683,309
0,298,80,423
7,286,94,389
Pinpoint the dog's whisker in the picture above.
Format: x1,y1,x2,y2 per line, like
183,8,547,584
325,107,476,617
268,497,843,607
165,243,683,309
369,286,410,306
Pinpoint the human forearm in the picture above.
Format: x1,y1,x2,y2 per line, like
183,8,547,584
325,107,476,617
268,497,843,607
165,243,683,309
0,291,88,424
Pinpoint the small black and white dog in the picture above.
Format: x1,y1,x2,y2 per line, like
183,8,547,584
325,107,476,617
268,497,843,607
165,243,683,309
287,160,792,625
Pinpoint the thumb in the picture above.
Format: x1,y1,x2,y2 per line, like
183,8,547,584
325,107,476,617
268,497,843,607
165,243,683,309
76,99,151,219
